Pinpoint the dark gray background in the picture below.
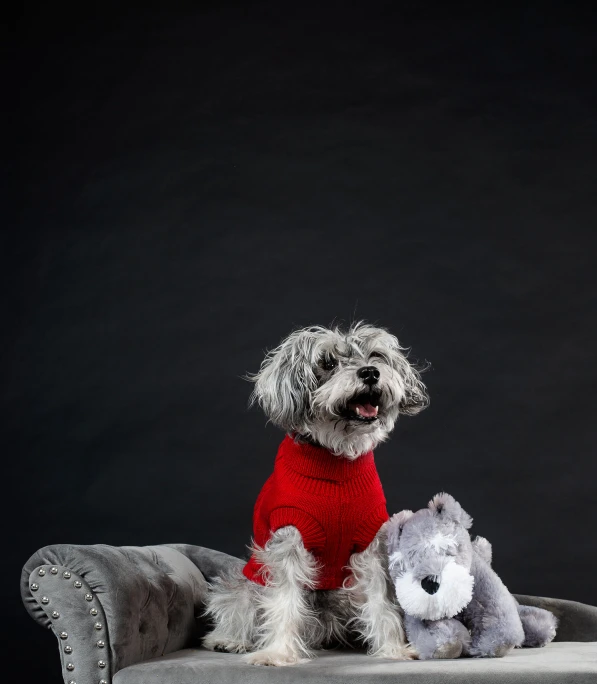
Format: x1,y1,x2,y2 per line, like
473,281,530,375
5,3,597,681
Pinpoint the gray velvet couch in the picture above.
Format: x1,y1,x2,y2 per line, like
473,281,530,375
22,543,597,684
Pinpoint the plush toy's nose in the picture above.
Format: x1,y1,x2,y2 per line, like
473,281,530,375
421,576,440,595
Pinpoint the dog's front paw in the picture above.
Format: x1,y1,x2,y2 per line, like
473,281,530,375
243,650,305,666
203,634,250,654
374,644,418,661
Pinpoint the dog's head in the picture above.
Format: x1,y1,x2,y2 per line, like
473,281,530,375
248,322,428,458
386,493,475,621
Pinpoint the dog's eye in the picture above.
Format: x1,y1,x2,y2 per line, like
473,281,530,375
369,351,385,361
320,355,338,372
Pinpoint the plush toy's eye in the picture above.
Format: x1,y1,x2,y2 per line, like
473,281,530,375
320,354,338,372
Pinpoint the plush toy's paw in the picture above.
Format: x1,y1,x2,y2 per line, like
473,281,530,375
518,605,558,647
374,644,418,660
468,612,524,658
203,634,251,653
409,617,471,660
433,640,463,659
469,641,517,658
243,650,306,666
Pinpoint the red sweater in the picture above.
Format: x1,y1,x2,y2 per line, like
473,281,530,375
242,434,389,590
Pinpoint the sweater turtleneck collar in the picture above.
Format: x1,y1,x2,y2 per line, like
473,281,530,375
276,433,375,482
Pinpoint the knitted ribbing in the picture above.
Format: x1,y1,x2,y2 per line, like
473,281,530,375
242,434,389,589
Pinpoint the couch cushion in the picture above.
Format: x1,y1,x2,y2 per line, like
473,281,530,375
114,642,597,684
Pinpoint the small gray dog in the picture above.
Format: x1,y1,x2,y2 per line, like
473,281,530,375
203,322,428,665
386,493,557,659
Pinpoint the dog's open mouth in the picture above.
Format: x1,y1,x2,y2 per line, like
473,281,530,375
343,391,381,422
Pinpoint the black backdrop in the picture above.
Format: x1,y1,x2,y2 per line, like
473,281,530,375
5,3,597,681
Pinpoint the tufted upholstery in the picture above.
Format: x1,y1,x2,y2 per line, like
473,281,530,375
21,544,234,683
21,544,597,684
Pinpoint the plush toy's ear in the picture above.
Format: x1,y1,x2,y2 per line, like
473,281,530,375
386,509,414,556
428,492,473,529
472,536,493,564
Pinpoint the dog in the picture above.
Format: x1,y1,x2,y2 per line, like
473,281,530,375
203,322,429,665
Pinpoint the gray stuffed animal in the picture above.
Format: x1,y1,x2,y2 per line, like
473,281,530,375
386,493,557,659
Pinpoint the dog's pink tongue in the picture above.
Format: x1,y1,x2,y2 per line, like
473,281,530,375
356,403,378,418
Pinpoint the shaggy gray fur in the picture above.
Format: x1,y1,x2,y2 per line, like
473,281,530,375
386,493,558,659
204,525,414,665
248,321,428,458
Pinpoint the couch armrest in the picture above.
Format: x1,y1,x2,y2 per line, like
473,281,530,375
514,594,597,642
165,543,244,582
21,544,209,684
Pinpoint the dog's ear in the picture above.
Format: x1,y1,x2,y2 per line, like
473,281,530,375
248,329,319,431
428,492,473,529
398,357,429,416
386,509,414,558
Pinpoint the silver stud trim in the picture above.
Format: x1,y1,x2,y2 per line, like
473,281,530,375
85,593,93,601
94,622,102,630
63,571,71,579
68,681,76,684
100,680,108,684
41,596,49,604
30,583,39,591
98,660,106,668
38,568,46,576
50,567,58,574
74,581,82,588
64,645,72,654
52,611,60,619
97,640,105,648
60,632,68,640
66,663,74,671
90,608,98,616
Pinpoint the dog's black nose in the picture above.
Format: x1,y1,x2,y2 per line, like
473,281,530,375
357,366,380,385
421,576,440,595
